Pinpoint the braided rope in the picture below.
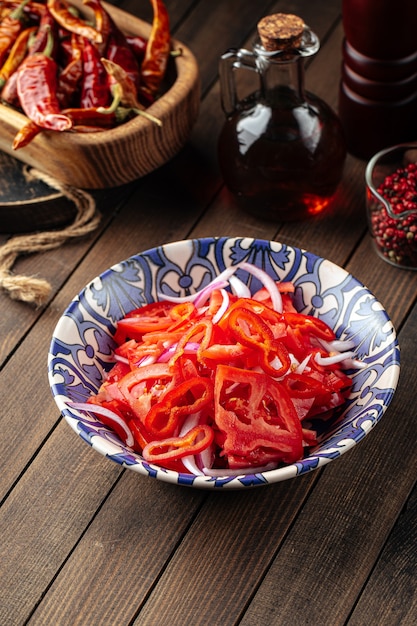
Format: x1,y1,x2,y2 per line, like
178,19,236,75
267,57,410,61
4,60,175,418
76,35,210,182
0,168,101,306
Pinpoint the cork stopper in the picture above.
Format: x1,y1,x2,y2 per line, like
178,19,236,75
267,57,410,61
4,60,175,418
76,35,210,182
257,13,305,51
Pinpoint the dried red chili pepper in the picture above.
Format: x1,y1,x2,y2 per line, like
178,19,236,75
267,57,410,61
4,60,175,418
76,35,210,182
0,25,36,88
0,66,18,104
140,0,170,97
12,118,41,149
61,105,125,130
47,0,102,44
0,0,30,67
85,0,141,89
28,6,58,57
56,32,83,107
16,26,72,131
99,57,162,126
100,56,139,108
1,0,45,21
80,36,110,108
125,34,147,63
83,0,111,54
105,30,141,90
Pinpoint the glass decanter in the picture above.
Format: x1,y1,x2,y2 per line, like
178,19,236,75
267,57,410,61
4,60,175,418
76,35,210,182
218,13,347,221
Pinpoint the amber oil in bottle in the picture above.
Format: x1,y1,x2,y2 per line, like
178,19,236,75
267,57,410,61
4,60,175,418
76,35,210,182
218,14,346,221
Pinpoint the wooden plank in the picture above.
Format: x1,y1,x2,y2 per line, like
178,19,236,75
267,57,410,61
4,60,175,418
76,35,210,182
347,483,417,625
22,470,206,625
234,302,417,625
118,474,320,626
0,422,122,625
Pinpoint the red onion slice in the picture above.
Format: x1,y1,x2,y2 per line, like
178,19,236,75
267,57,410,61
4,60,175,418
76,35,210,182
179,412,208,476
157,266,238,305
114,354,129,365
212,288,230,324
67,401,134,447
317,338,356,352
240,262,283,312
182,455,205,476
315,351,355,366
229,275,251,298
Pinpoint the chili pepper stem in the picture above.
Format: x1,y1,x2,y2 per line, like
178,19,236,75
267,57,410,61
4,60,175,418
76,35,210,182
97,84,162,126
132,107,162,126
11,0,30,21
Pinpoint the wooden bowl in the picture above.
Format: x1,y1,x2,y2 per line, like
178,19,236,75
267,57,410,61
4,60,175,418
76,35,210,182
0,1,200,189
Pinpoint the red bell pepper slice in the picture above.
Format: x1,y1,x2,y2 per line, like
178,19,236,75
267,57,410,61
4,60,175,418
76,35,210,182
144,375,214,437
167,301,197,330
284,372,333,399
169,319,214,366
103,360,131,384
142,424,214,463
226,306,290,377
219,297,282,330
283,312,336,341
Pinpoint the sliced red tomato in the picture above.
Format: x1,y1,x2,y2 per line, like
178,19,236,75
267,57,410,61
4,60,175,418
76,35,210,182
113,301,175,343
104,360,131,384
213,364,303,468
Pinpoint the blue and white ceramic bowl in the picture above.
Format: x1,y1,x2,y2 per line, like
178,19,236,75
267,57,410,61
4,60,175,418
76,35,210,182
48,237,400,489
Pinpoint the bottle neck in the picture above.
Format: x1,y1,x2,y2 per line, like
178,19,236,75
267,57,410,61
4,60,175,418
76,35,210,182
257,54,306,106
252,30,318,107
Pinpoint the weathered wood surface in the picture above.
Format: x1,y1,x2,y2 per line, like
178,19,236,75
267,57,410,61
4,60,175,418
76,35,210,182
1,1,416,625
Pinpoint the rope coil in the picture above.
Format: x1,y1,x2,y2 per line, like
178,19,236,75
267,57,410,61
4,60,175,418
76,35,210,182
0,168,101,306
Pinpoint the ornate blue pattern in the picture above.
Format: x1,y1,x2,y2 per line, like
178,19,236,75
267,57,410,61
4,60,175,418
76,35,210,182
48,237,400,490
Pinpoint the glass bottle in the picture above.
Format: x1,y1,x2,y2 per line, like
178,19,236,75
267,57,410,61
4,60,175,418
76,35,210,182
218,13,346,221
339,0,417,159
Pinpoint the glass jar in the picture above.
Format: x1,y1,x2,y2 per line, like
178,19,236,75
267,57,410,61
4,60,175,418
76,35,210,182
366,143,417,270
218,13,346,221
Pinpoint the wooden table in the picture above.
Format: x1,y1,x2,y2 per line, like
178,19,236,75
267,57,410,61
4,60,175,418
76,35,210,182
1,1,416,624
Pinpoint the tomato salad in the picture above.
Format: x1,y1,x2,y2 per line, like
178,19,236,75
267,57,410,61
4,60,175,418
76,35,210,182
70,263,364,476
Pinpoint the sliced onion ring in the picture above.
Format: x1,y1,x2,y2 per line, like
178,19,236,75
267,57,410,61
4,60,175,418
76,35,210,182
240,262,283,312
315,351,355,366
229,274,251,298
67,401,134,448
212,288,230,324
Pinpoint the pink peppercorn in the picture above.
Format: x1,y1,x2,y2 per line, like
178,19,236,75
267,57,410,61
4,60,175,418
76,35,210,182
368,161,417,268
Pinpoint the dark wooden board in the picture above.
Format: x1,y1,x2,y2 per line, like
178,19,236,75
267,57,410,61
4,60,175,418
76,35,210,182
0,150,76,233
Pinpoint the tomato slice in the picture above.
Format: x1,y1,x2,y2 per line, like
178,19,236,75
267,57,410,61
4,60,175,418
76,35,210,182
213,364,303,468
113,301,175,343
